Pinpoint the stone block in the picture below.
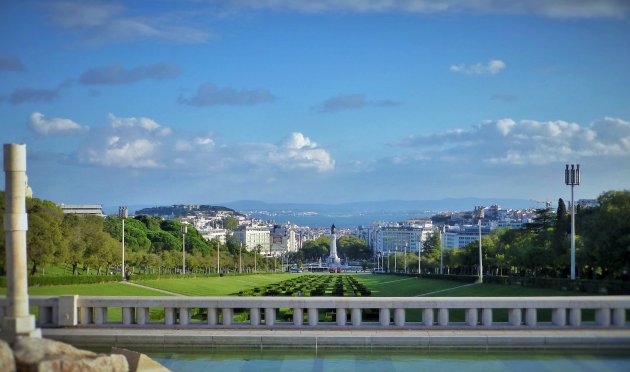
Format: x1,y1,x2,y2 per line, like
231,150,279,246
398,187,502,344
111,347,170,372
0,339,15,372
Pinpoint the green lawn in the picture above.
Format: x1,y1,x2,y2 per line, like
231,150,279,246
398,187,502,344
0,282,167,296
133,273,304,296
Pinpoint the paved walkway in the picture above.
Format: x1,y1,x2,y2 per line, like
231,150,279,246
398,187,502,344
42,327,630,349
121,281,185,297
415,282,480,297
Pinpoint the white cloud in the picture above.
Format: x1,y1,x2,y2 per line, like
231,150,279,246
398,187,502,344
274,132,335,171
28,112,89,136
450,59,506,75
74,114,334,173
228,0,630,19
77,113,172,168
45,1,211,45
395,117,630,165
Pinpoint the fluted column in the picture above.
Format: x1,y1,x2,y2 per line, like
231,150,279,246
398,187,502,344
2,144,41,342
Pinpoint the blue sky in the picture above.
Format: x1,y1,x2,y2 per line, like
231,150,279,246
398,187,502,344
1,1,629,207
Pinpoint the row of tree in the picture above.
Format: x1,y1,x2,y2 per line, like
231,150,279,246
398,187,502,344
1,190,628,280
439,191,630,280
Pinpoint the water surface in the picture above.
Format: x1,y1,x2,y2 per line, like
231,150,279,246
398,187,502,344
147,348,630,371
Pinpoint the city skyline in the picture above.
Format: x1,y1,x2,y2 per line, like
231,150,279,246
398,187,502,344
1,1,630,206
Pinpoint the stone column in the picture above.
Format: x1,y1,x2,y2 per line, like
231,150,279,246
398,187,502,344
2,144,41,342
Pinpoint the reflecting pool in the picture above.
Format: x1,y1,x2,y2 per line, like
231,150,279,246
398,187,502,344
146,348,630,371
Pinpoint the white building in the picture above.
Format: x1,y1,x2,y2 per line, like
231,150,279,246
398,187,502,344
236,225,271,254
269,224,298,256
201,228,227,244
60,204,104,217
373,226,426,254
442,224,492,249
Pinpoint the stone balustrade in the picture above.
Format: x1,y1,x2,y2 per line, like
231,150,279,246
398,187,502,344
1,295,628,329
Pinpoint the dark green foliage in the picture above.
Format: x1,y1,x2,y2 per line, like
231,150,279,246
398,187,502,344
337,236,371,260
135,205,240,218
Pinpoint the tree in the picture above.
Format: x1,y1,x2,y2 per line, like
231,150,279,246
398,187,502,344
337,236,370,261
301,236,330,261
26,198,66,275
223,216,238,231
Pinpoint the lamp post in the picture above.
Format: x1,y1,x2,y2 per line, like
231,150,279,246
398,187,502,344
239,242,242,274
216,240,220,274
394,246,397,273
254,246,257,273
404,242,407,274
181,224,187,275
418,239,422,275
122,218,125,280
440,226,444,275
478,219,483,283
387,249,390,272
565,164,581,280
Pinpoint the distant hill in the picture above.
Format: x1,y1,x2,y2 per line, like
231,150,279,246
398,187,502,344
135,204,241,217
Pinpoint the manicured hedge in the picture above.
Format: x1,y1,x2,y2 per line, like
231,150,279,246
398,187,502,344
482,275,630,295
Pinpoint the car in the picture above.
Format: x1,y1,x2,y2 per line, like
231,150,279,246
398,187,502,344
372,268,386,274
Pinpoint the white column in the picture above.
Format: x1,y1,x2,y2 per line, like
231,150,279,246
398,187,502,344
509,308,522,326
569,308,581,327
165,308,174,325
250,308,260,326
596,308,610,327
222,308,233,326
394,308,405,327
122,307,134,325
438,308,449,326
379,308,390,326
351,308,362,326
337,308,347,326
552,308,566,326
293,308,303,326
80,307,92,325
265,307,275,326
179,308,189,325
207,308,217,325
612,308,625,327
525,308,537,327
422,308,434,327
308,308,318,326
481,308,492,326
466,308,478,327
2,144,41,341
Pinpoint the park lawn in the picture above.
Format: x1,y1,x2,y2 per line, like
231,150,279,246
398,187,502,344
0,282,167,296
133,273,304,296
355,275,468,297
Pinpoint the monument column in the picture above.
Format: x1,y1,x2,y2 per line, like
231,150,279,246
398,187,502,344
328,224,340,265
2,144,41,342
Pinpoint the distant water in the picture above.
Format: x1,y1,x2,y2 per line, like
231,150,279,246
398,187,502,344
246,211,431,228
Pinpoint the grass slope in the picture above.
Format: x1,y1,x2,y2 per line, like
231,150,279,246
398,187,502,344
0,282,167,296
133,273,302,296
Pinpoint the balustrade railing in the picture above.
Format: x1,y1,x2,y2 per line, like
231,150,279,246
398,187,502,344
1,296,628,329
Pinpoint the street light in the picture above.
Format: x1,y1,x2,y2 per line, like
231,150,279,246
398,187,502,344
440,226,444,275
121,218,125,281
418,238,421,275
565,164,581,280
394,246,397,273
478,219,483,283
239,242,242,274
216,240,220,274
404,242,407,274
181,224,187,275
